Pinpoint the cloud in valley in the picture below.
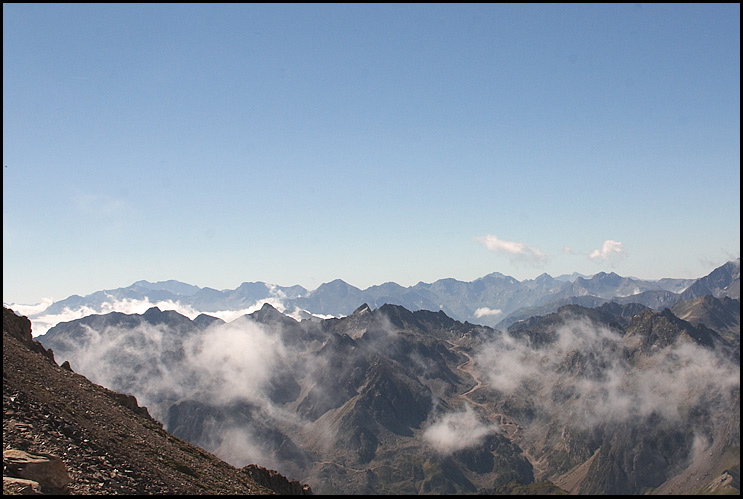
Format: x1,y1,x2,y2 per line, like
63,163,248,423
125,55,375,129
423,404,499,455
186,318,289,406
24,293,307,337
475,317,740,429
44,311,295,427
26,297,203,337
3,298,56,318
38,303,327,479
474,307,503,318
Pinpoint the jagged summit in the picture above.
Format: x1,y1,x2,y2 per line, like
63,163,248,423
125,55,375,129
680,258,740,301
251,302,298,326
626,307,724,351
351,303,372,315
534,272,556,282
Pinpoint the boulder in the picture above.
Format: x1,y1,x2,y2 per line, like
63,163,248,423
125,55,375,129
3,449,71,494
3,476,42,495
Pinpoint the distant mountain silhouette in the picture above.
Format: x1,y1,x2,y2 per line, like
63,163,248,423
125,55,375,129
20,261,739,337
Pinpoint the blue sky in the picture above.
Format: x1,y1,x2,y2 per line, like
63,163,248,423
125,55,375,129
3,3,740,305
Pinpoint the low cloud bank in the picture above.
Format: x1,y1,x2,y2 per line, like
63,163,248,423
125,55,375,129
43,311,300,473
475,317,739,429
21,294,339,337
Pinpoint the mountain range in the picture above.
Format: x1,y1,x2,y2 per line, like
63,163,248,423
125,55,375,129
36,270,740,494
2,306,311,495
16,259,739,336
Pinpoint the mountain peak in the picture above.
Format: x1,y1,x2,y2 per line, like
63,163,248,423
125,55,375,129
535,272,555,282
130,280,201,296
478,272,519,284
262,302,277,310
250,302,297,325
352,303,372,315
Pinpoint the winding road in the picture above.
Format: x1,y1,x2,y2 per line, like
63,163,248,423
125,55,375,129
445,338,549,478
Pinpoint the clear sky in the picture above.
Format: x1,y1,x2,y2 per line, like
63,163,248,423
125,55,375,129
3,3,740,305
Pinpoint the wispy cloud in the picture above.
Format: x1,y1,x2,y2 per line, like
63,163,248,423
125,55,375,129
474,235,547,266
43,312,299,474
588,240,626,265
74,193,128,217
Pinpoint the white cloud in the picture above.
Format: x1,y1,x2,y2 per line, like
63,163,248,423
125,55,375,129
26,297,204,337
423,405,499,454
588,240,626,263
474,235,547,265
474,307,503,318
23,293,300,337
3,298,56,317
187,319,288,406
44,312,291,421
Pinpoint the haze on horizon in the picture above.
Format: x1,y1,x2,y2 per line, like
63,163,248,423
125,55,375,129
3,4,740,306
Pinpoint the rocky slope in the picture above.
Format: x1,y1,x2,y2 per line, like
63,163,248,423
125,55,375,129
3,306,311,495
671,295,740,345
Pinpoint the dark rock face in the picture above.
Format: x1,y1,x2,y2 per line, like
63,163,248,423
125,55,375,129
104,390,155,420
243,464,312,495
626,307,722,351
577,419,693,495
3,307,56,364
